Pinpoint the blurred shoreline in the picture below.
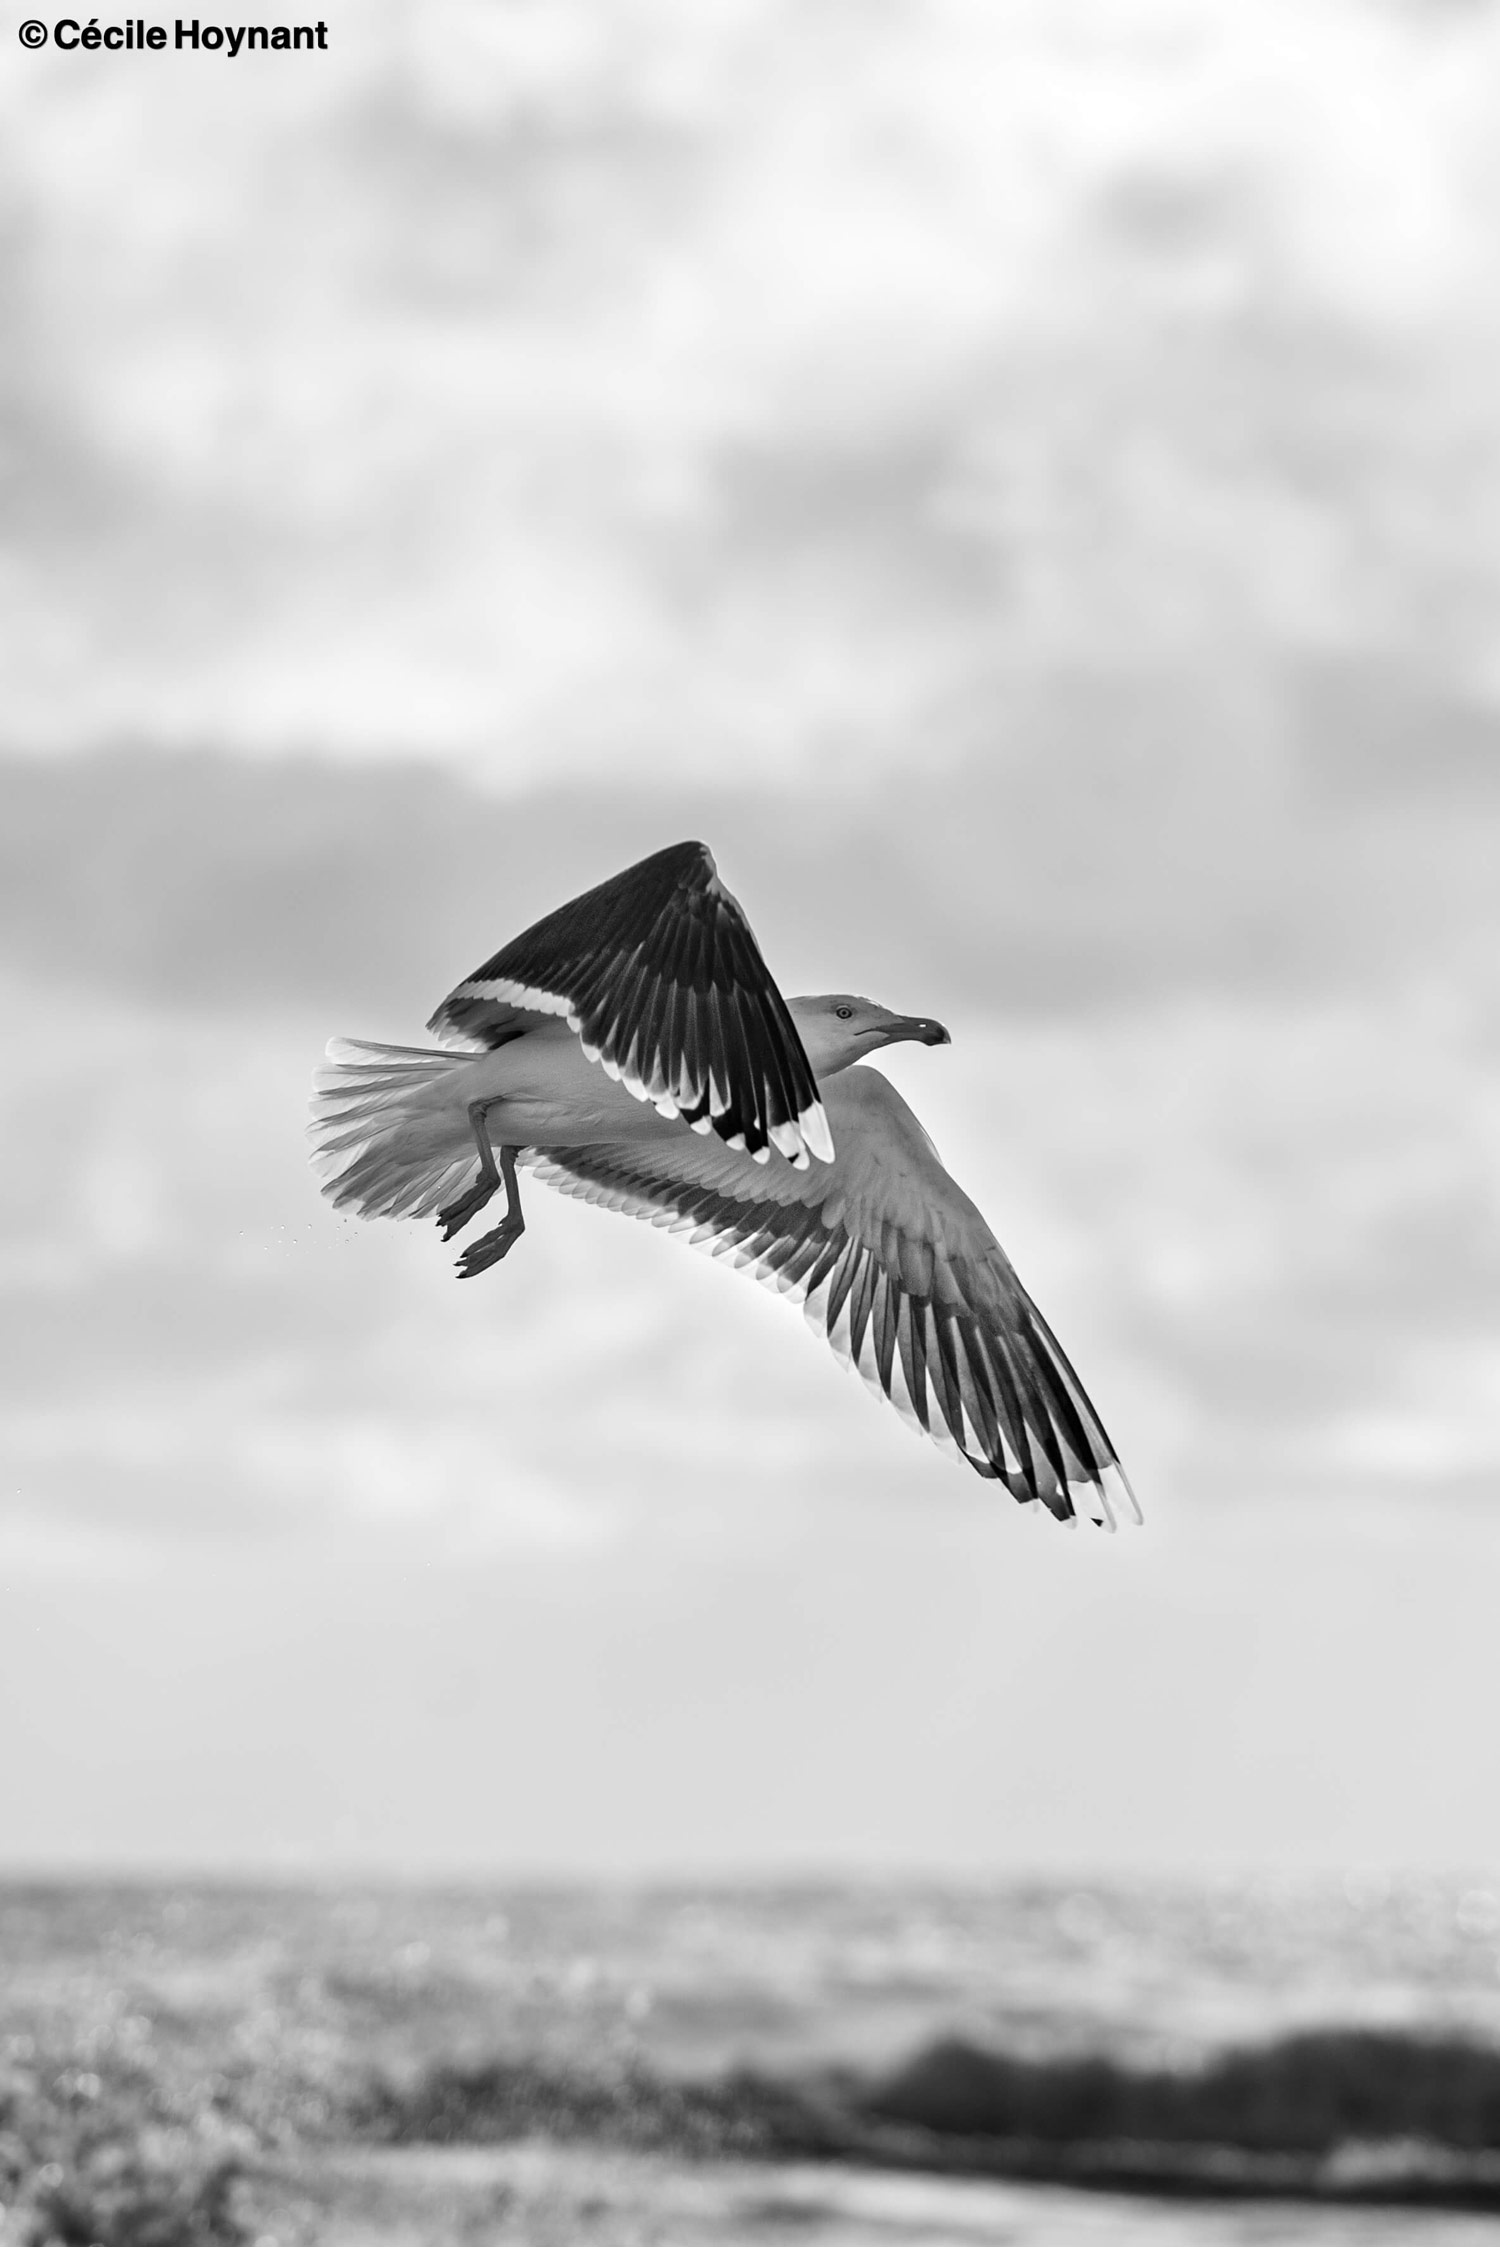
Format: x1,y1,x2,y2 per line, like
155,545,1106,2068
5,1875,1500,2237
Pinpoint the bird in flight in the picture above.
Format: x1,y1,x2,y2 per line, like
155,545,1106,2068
309,841,1136,1529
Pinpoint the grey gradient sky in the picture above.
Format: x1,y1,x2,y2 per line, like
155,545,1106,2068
3,0,1499,1874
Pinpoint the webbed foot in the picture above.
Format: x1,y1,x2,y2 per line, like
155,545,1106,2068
437,1175,499,1241
455,1216,525,1278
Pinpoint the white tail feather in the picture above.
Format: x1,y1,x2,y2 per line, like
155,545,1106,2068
308,1038,477,1220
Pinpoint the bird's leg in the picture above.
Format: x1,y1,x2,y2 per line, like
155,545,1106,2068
454,1144,526,1278
437,1102,505,1241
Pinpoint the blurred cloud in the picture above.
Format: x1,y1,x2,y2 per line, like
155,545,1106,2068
5,0,1500,1871
6,667,1500,1025
6,1493,1500,1873
5,0,1500,768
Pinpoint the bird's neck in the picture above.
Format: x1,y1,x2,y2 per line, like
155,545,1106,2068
788,1003,864,1082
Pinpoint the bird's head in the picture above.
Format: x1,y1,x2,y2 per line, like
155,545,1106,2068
789,994,951,1080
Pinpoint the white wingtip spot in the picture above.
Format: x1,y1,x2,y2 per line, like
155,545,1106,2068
751,1144,771,1165
767,1118,805,1161
689,1116,713,1136
800,1104,836,1164
1067,1473,1117,1533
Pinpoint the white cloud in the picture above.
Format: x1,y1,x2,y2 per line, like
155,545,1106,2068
6,0,1500,768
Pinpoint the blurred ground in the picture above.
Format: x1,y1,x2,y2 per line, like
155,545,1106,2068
7,1879,1500,2244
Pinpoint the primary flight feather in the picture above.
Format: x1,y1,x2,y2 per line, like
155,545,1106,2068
309,839,1136,1529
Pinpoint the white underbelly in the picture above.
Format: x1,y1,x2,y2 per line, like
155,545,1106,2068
447,1027,681,1148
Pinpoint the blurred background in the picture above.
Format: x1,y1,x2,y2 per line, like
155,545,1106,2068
3,0,1499,1890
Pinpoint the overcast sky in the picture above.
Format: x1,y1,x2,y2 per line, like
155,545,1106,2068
3,0,1499,1876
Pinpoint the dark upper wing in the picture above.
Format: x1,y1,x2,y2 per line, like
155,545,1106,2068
519,1066,1136,1526
427,840,831,1168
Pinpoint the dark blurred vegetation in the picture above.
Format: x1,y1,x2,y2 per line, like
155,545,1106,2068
11,2026,1500,2229
350,2049,845,2158
0,2060,250,2247
863,2026,1500,2154
346,2026,1500,2207
349,2024,1500,2161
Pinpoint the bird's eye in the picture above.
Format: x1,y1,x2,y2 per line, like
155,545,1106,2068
834,1004,854,1020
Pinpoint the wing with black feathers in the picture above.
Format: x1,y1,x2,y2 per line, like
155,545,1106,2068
518,1065,1136,1526
428,840,832,1170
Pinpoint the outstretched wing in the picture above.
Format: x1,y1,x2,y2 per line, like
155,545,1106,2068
428,840,831,1170
519,1066,1136,1526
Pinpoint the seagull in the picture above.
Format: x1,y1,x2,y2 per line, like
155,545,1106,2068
309,840,1136,1528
